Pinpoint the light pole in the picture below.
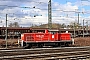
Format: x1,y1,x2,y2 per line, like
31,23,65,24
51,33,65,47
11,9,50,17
83,19,84,37
86,21,88,34
6,14,8,48
73,23,76,38
75,12,80,28
83,19,90,37
77,12,80,26
85,20,90,34
76,12,84,28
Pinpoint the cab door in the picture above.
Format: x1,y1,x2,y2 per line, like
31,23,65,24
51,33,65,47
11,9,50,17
49,31,58,41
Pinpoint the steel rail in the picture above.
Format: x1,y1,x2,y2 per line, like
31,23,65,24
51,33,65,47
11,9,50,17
0,51,89,59
0,46,90,60
1,46,90,52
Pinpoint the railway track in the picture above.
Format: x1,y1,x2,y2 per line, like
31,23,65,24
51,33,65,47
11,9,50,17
0,47,90,60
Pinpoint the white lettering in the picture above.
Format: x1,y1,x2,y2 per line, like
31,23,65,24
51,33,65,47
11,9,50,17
36,35,44,38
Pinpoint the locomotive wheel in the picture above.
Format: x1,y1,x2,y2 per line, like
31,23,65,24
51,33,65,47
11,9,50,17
65,43,69,47
58,43,61,47
24,44,32,49
38,44,43,48
55,43,59,47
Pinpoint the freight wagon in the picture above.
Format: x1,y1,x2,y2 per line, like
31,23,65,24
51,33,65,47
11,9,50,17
20,29,73,48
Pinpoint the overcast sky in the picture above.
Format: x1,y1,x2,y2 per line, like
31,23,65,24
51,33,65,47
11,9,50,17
0,0,90,27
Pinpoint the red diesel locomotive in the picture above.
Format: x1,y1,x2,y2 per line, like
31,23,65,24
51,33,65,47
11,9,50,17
20,29,73,48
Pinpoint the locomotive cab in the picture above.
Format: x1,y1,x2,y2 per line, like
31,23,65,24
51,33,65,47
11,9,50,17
48,29,59,34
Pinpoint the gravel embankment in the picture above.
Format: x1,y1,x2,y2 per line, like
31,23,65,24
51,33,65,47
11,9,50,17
74,37,90,46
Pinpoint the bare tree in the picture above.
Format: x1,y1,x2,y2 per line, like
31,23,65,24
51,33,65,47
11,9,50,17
8,23,13,27
61,23,66,28
69,22,80,29
8,22,19,27
13,22,19,27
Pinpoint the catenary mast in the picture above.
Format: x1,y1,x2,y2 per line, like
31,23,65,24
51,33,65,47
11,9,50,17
48,0,52,29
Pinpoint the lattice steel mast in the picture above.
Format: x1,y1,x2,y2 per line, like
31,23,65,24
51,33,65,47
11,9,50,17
48,0,52,29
